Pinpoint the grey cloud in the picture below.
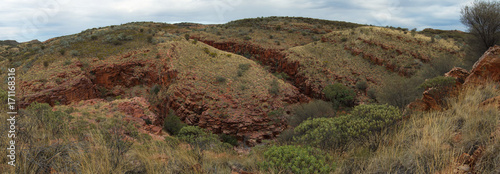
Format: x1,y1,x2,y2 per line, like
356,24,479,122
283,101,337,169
0,0,473,42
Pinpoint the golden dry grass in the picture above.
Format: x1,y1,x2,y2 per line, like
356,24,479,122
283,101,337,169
335,83,499,173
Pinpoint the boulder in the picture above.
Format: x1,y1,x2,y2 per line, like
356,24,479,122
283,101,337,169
464,45,500,85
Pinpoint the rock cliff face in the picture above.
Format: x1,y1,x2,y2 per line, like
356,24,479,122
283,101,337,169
408,45,500,112
162,75,308,146
194,38,323,99
20,74,98,108
20,59,178,108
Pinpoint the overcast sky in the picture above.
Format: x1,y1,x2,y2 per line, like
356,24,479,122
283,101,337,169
0,0,473,42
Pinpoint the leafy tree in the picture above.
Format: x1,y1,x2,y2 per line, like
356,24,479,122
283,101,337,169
461,1,500,57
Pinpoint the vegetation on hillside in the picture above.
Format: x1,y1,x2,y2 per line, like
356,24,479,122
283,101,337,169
1,16,498,173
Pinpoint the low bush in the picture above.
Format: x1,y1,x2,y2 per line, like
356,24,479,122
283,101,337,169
269,79,279,95
418,76,456,90
323,83,356,108
220,134,238,146
289,100,335,127
177,126,227,151
356,80,368,91
294,104,401,149
216,76,226,83
261,145,333,174
163,110,186,136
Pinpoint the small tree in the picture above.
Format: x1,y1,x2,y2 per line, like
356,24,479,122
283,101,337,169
461,1,500,52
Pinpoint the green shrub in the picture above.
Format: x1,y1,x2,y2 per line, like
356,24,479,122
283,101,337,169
238,63,251,71
323,83,356,108
184,33,190,40
272,72,289,80
294,104,401,148
289,100,335,127
261,145,333,174
356,80,368,91
209,52,217,57
216,76,226,83
418,76,456,90
177,126,223,150
237,63,251,77
203,47,210,54
163,110,186,136
220,134,238,146
367,88,377,100
269,79,279,95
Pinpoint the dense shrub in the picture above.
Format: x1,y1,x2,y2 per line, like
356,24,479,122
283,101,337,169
177,126,227,150
272,72,289,80
355,80,368,91
238,63,251,71
216,76,226,83
163,110,186,136
323,83,355,108
269,79,280,95
418,76,456,90
261,145,333,174
220,134,238,146
289,100,335,127
294,104,401,148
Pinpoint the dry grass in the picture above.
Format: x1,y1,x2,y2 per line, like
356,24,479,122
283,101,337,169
335,83,499,173
0,97,274,174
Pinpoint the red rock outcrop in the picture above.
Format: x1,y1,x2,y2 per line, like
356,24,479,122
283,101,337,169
119,97,164,136
19,75,98,108
480,95,500,110
91,61,177,89
445,67,470,85
464,45,500,85
163,82,306,146
407,45,499,112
